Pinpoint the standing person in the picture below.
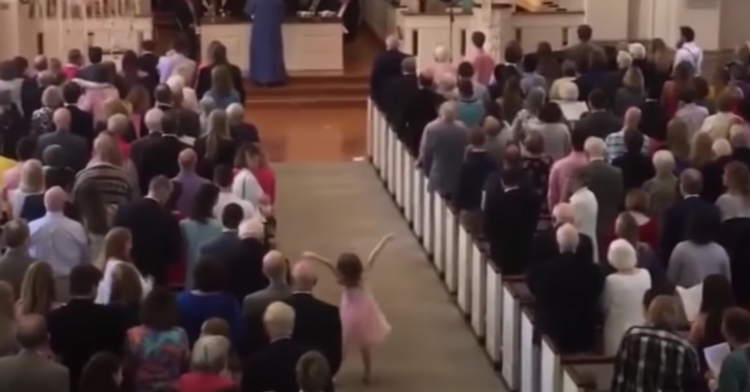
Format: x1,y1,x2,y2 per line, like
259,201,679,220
0,220,34,299
113,176,183,286
196,43,245,103
674,26,703,75
245,0,287,87
465,31,495,85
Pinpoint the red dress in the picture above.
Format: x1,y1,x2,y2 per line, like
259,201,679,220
252,167,276,205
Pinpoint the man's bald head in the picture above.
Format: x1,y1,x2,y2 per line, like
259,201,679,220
179,149,197,170
292,260,317,291
16,314,48,349
385,35,400,50
53,108,71,130
552,203,576,225
33,55,48,72
263,251,287,281
44,186,67,212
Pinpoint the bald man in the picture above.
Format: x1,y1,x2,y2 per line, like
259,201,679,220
243,251,292,315
530,202,595,266
35,108,89,172
28,186,89,301
284,260,343,376
604,107,649,162
172,148,210,215
0,314,69,392
585,135,624,260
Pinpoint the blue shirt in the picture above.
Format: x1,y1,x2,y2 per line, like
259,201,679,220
176,291,243,346
29,212,89,277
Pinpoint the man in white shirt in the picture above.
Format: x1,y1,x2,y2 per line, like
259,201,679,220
568,166,599,262
674,26,703,75
213,164,258,219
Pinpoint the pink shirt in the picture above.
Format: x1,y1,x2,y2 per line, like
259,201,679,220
423,62,457,84
547,152,589,208
176,372,235,392
465,48,495,85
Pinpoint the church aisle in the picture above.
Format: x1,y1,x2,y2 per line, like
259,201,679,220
274,162,504,392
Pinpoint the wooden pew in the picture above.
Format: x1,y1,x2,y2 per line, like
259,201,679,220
540,324,615,392
562,362,615,392
520,304,540,392
502,277,535,392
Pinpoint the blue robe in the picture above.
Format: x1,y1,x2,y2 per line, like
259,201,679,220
245,0,287,85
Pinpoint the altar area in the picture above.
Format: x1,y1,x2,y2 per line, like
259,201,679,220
200,15,344,74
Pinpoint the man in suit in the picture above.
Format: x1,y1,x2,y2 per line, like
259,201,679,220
527,224,604,354
584,136,624,260
242,302,332,392
530,203,595,269
35,109,89,172
398,72,444,157
565,24,604,67
419,101,470,200
285,261,343,376
369,35,408,111
0,315,69,392
61,83,94,149
138,40,160,88
0,220,35,299
577,89,622,140
75,46,104,82
47,265,128,391
171,89,201,138
660,169,721,263
244,250,292,315
227,103,260,145
113,176,182,285
139,111,188,191
484,166,541,275
130,108,164,175
241,250,291,355
201,203,245,267
154,84,174,113
383,56,419,134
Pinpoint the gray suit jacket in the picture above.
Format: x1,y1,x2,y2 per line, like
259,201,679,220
0,351,69,392
421,120,470,197
587,160,624,237
0,248,35,299
243,283,292,316
35,130,90,172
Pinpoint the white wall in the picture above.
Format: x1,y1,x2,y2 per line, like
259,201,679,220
719,0,750,49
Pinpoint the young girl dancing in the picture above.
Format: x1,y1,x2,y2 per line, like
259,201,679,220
303,233,395,384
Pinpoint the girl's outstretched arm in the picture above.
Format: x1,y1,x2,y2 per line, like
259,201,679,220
366,233,395,270
301,251,341,278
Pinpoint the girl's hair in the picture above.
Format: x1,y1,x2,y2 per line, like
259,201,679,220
234,143,263,170
615,212,640,246
104,98,131,119
78,351,122,392
700,274,735,314
110,262,143,306
20,159,44,193
102,227,132,264
666,119,690,160
647,295,680,329
625,189,649,214
19,261,56,315
690,132,715,168
336,253,364,287
205,110,231,160
296,351,331,392
120,50,139,75
623,66,644,90
189,183,220,224
500,76,523,122
126,84,151,115
0,282,15,346
650,39,674,73
211,65,234,97
724,160,750,198
208,42,229,65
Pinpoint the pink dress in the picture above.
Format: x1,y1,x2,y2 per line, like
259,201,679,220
340,285,390,351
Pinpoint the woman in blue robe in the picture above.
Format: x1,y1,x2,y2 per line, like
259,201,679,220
245,0,287,86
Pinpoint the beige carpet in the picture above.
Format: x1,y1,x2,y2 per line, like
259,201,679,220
274,162,504,392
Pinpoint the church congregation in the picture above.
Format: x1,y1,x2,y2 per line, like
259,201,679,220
371,22,750,392
0,0,749,388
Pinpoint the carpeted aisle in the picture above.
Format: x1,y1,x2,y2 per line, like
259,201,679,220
274,162,504,392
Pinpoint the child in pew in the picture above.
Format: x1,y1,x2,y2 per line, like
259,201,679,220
201,318,242,382
302,233,395,384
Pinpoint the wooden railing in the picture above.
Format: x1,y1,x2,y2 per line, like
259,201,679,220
366,100,615,392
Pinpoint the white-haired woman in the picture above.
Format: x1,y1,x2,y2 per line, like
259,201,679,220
30,86,63,137
176,335,235,392
602,239,652,355
424,46,456,87
167,74,199,113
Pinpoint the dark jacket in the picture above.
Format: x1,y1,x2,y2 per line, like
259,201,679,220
455,149,496,211
660,196,721,263
399,87,443,156
35,129,89,172
242,338,333,392
577,110,622,140
369,49,408,110
484,185,541,275
230,122,261,145
138,134,188,192
612,151,656,190
700,156,732,203
285,292,343,375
